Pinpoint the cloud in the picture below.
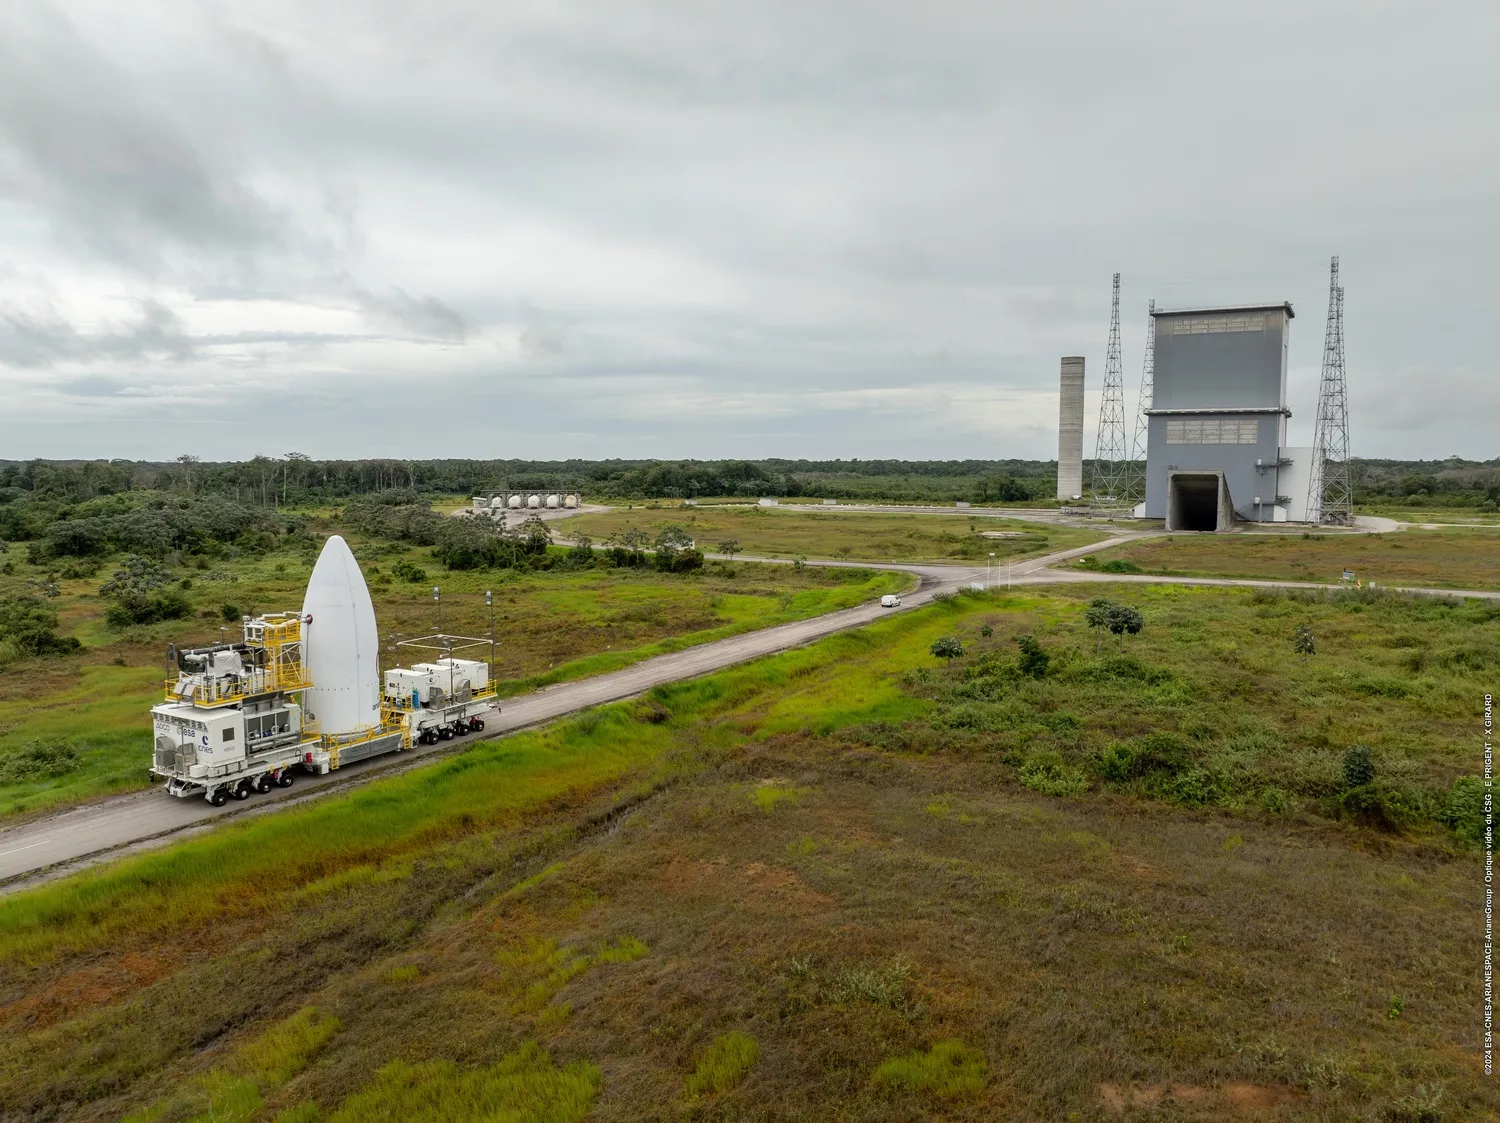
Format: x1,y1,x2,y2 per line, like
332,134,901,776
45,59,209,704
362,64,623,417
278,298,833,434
355,288,471,344
0,1,1494,460
0,300,193,368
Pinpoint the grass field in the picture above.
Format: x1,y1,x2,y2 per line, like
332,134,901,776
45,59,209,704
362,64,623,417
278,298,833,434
0,586,1488,1121
1089,526,1500,591
0,539,906,819
561,505,1106,563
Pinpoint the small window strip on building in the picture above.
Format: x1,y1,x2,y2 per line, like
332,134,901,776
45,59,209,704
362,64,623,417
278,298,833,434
1170,314,1266,335
1165,419,1258,444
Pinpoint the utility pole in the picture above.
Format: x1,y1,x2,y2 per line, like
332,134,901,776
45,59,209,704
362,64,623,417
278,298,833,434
486,589,494,683
1127,298,1156,510
1307,257,1353,525
1092,273,1130,507
433,586,441,634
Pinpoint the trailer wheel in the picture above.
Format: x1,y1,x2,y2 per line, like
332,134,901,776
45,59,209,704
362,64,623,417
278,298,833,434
438,726,453,741
208,787,229,807
255,773,274,794
231,778,253,800
277,771,295,788
470,718,484,732
452,722,468,737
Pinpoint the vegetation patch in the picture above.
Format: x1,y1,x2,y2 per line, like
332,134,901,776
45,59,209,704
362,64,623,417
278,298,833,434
684,1031,760,1098
324,1043,599,1123
873,1039,988,1099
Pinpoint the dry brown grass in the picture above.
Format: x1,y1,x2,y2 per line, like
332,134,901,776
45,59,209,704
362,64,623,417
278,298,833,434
0,594,1489,1121
1096,527,1500,590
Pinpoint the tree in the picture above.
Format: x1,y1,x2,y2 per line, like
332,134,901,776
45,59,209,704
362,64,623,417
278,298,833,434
0,595,82,660
1294,624,1316,661
1084,598,1113,654
1016,633,1049,678
567,534,595,566
519,516,552,556
717,539,741,563
1106,603,1145,651
930,635,965,662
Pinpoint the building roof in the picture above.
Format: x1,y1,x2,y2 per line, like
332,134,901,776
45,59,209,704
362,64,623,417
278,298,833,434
1151,302,1295,319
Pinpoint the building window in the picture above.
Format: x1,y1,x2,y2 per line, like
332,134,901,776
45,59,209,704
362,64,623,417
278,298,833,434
1165,419,1258,444
1169,314,1266,335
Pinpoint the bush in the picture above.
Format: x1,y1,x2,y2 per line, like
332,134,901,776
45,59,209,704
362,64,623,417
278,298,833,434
0,595,82,660
1443,775,1485,847
0,737,80,783
392,559,428,584
1018,750,1088,797
104,587,193,628
1098,558,1143,574
1015,634,1049,679
930,636,965,661
1342,744,1376,788
219,603,241,623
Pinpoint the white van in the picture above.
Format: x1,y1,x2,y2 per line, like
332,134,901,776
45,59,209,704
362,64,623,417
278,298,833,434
880,594,901,608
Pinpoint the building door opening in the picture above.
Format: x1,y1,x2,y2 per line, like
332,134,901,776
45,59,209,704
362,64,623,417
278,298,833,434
1168,473,1223,532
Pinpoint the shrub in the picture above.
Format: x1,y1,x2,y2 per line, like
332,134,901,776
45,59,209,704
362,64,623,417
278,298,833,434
392,559,428,584
0,737,80,783
872,1040,987,1100
684,1032,759,1098
1018,750,1088,797
1342,744,1376,789
1015,634,1049,678
930,636,965,662
219,603,241,623
827,960,912,1010
1098,558,1143,574
0,595,82,659
1443,775,1485,847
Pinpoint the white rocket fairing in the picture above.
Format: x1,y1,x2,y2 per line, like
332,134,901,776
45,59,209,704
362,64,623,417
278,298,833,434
301,535,381,736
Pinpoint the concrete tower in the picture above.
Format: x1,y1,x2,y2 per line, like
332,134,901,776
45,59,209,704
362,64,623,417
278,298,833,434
1057,356,1085,500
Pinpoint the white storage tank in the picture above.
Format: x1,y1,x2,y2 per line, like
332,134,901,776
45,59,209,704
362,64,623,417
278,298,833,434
564,494,579,509
527,494,541,509
546,494,560,509
508,494,522,509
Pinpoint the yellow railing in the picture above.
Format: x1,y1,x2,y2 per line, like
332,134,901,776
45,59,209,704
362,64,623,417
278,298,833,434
163,665,314,706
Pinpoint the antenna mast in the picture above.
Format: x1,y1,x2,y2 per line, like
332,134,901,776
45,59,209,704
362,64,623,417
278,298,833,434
1092,273,1130,505
1307,257,1352,525
1126,298,1156,508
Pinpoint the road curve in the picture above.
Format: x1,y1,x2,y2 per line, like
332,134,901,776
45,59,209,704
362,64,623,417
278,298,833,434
3,524,1492,891
0,559,981,889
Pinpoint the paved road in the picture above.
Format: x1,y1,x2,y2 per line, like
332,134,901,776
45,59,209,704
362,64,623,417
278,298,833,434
0,555,993,889
5,524,1492,890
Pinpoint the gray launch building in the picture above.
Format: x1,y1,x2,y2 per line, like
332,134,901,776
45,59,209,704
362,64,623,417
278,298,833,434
1143,303,1312,529
1056,356,1084,500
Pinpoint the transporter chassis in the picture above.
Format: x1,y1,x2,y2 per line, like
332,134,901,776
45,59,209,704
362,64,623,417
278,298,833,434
152,698,500,803
153,739,305,806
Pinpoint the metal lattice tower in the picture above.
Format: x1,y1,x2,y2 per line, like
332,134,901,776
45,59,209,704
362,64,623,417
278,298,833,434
1125,298,1156,507
1307,257,1352,525
1092,272,1130,504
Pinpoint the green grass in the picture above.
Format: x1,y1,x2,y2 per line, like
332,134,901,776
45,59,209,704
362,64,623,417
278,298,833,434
1,588,1493,1119
873,1039,988,1099
0,547,907,818
562,505,1106,563
324,1043,599,1123
684,1031,760,1098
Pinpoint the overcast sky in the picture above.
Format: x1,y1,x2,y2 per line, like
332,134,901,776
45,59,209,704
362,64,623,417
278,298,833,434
1,1,1495,463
